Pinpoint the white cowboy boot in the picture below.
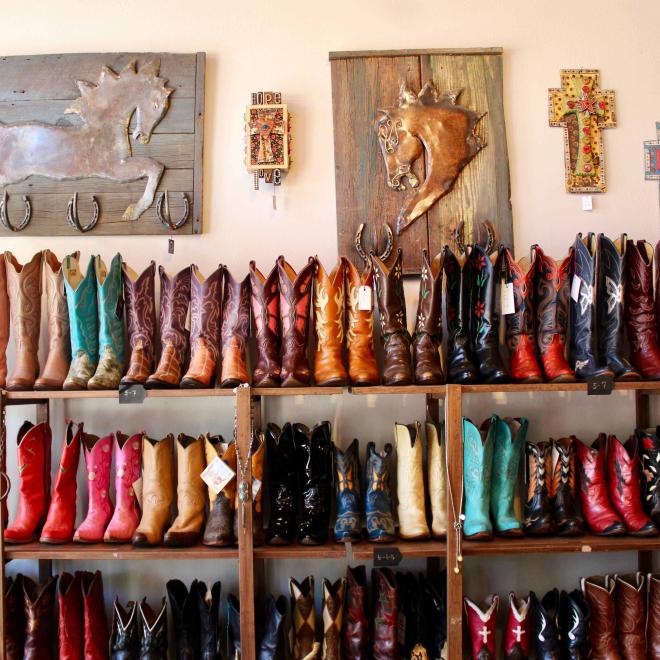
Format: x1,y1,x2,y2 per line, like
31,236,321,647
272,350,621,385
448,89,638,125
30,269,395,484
426,421,447,538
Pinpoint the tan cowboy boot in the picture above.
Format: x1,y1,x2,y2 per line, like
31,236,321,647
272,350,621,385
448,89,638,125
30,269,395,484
0,254,9,388
322,577,346,660
290,576,320,660
426,421,447,538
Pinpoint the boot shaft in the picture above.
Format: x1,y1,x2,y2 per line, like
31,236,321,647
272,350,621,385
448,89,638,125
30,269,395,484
569,233,597,367
58,572,84,660
81,570,110,659
549,436,583,535
189,265,223,356
530,589,560,659
158,265,192,348
113,432,142,509
615,573,647,658
426,421,447,538
138,598,168,657
22,575,57,659
462,417,494,538
0,255,8,387
6,574,26,659
334,438,361,542
648,574,660,659
266,422,297,544
139,434,175,523
205,434,236,503
290,576,317,660
371,249,407,336
638,429,660,520
63,253,99,363
249,261,281,386
196,581,221,660
343,565,368,660
110,599,139,659
558,589,590,659
581,575,619,658
258,594,286,660
364,441,395,542
5,250,42,352
372,568,397,660
220,268,251,386
94,253,126,364
228,594,242,658
504,592,530,659
322,577,346,660
524,440,553,535
463,595,498,660
395,421,429,539
82,432,114,502
166,578,200,654
42,249,71,354
122,261,157,370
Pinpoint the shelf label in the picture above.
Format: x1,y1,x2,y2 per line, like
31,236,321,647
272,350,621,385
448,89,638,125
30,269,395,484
587,374,614,396
373,546,402,567
118,383,146,404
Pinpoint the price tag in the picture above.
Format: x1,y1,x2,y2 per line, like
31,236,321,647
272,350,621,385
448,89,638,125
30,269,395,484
581,195,593,211
168,238,175,254
373,546,402,567
587,373,614,396
201,456,236,495
118,383,146,404
132,477,143,507
252,477,262,498
571,276,582,303
358,285,372,311
500,281,515,315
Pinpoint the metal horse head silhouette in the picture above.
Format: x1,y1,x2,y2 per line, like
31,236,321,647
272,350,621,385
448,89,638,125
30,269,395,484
375,82,486,235
0,59,173,223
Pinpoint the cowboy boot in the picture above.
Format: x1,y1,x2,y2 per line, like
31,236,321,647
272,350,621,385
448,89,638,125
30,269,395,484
232,431,266,545
397,572,421,658
35,250,72,389
345,258,379,386
203,435,236,546
534,245,576,382
279,256,316,387
5,574,25,660
530,590,560,660
121,261,157,385
104,432,142,542
147,265,191,388
524,441,554,535
133,434,175,546
648,574,660,660
322,577,346,660
395,421,430,539
196,580,222,660
504,592,530,660
164,433,206,546
607,435,658,536
419,572,447,660
443,246,478,384
228,594,242,659
0,253,9,389
427,421,447,538
5,251,42,390
637,428,660,527
372,568,397,660
364,441,395,542
290,576,319,660
334,439,362,542
5,421,51,544
138,598,168,660
371,249,413,385
558,589,590,660
597,235,639,380
464,594,498,660
81,570,110,660
501,247,543,383
625,241,660,378
58,572,84,660
110,599,139,660
258,594,287,660
40,421,83,544
343,565,369,660
167,578,200,658
462,417,494,540
314,259,348,386
615,573,647,659
266,422,298,545
575,434,626,536
22,575,57,660
181,265,222,388
250,261,281,387
549,437,583,536
219,268,250,387
581,575,621,660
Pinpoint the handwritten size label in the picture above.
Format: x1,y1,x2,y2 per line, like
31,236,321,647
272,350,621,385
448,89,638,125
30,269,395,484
587,374,614,395
118,383,146,404
201,456,236,495
373,546,402,567
358,286,372,311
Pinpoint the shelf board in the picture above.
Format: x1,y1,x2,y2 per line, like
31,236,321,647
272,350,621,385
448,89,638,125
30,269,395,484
351,538,447,560
350,385,446,397
252,387,345,397
4,388,234,402
460,381,660,394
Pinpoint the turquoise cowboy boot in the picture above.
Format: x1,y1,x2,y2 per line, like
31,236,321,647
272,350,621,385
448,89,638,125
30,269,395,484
491,416,528,536
63,255,99,390
88,254,126,389
463,416,495,540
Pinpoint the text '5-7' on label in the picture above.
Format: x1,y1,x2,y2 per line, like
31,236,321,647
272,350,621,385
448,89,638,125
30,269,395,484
118,383,146,404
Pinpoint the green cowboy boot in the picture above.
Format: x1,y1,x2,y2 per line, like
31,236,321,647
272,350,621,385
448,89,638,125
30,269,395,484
63,255,99,390
89,254,126,389
491,415,528,537
463,416,495,540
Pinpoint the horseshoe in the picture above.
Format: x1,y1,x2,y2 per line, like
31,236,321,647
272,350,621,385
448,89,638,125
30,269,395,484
354,222,394,263
156,190,190,230
67,192,100,233
0,191,32,232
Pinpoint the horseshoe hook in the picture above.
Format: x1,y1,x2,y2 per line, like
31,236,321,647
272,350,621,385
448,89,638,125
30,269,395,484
156,190,190,230
67,192,99,233
0,191,32,232
354,222,394,263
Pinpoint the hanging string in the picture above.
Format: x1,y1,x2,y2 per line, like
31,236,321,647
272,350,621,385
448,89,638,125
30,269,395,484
444,420,464,574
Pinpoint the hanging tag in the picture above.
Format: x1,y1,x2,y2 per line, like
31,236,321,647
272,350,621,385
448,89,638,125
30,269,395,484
500,281,515,315
272,193,277,211
168,238,175,254
132,477,143,508
201,456,236,495
252,477,262,498
358,285,372,311
571,276,582,303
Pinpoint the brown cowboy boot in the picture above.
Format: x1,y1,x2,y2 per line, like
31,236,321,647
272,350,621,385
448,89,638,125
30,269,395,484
22,575,57,660
219,268,250,388
0,255,8,389
203,435,236,546
5,251,42,391
290,576,320,660
615,573,646,659
581,575,620,659
147,266,191,388
648,574,660,659
6,574,26,659
322,577,347,660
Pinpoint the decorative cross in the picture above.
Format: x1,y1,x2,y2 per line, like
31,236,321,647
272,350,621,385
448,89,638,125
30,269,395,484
549,70,616,193
479,626,490,644
644,122,660,206
513,624,525,643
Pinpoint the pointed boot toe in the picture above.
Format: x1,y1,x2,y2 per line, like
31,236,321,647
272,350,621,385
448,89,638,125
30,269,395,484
131,531,151,547
631,521,658,537
599,521,626,536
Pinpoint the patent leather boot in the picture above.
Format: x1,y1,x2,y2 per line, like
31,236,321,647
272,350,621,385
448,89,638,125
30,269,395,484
372,568,397,660
419,572,446,660
530,590,560,660
250,261,281,386
462,417,494,540
266,423,297,545
6,574,25,660
138,598,168,660
0,252,9,390
322,577,346,660
290,576,319,660
203,436,236,546
258,594,287,660
343,565,368,660
559,589,590,660
581,575,621,660
226,595,241,659
81,570,110,660
167,578,200,659
396,573,421,658
365,441,395,542
22,575,57,660
524,441,554,535
464,594,498,660
110,599,139,660
334,438,361,542
426,421,447,538
549,437,583,536
395,421,429,539
219,268,250,387
637,428,660,526
58,572,84,660
196,580,221,660
647,573,660,660
504,592,530,660
615,573,646,660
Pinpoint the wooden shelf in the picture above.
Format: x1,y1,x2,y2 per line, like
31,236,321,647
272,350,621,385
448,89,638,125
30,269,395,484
350,385,446,397
460,381,660,394
4,388,234,401
351,538,447,560
253,387,345,397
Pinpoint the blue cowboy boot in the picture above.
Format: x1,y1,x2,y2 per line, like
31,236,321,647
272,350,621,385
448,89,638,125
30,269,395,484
365,442,395,542
334,439,361,542
463,416,494,540
63,254,99,390
491,416,528,537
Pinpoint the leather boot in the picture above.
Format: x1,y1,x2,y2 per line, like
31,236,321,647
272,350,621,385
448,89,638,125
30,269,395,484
266,422,297,545
5,251,42,390
491,416,527,537
371,249,413,386
372,568,397,660
40,420,83,543
637,428,660,527
648,574,660,659
581,575,621,660
524,440,554,536
322,577,346,660
419,572,447,660
607,435,658,536
133,434,175,546
6,574,26,660
345,258,379,386
250,261,281,387
181,265,222,388
228,594,241,659
104,432,142,542
167,578,200,658
559,589,590,660
462,417,494,540
110,599,139,660
427,421,447,538
164,433,206,546
504,592,530,660
395,421,430,539
5,421,51,544
279,256,316,387
624,240,660,379
0,252,9,389
196,580,221,660
63,254,99,390
365,441,395,542
121,261,157,385
290,576,319,660
334,438,362,542
597,235,639,380
549,437,583,536
295,421,333,545
81,570,109,660
313,259,348,386
530,589,560,660
464,594,497,660
73,433,114,543
219,268,250,387
534,245,576,382
501,247,543,383
22,575,57,660
258,594,287,660
575,434,625,535
35,250,72,389
343,565,369,660
146,265,191,388
203,435,236,546
138,598,168,660
397,572,421,658
233,431,266,545
615,573,647,659
58,572,84,660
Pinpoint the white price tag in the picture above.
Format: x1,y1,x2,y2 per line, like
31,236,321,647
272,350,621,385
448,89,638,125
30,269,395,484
252,477,262,498
500,282,515,315
358,285,372,311
201,456,236,495
571,276,582,303
132,477,143,508
581,195,593,211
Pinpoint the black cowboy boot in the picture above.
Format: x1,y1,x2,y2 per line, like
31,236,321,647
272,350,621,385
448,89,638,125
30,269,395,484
167,579,199,659
138,598,168,660
110,599,139,660
6,574,25,660
266,423,297,545
196,581,221,660
530,590,560,660
597,235,640,380
258,594,287,660
524,441,554,535
549,437,583,536
419,572,446,660
334,438,362,542
558,590,590,660
396,573,421,658
228,595,241,660
638,428,660,527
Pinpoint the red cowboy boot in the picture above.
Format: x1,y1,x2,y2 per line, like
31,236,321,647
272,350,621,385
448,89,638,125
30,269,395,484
575,434,625,536
250,261,281,387
5,421,52,544
372,568,397,660
40,421,83,544
504,592,530,659
342,565,369,660
81,571,110,660
219,268,251,388
22,575,57,660
58,572,84,660
74,433,114,543
607,435,658,536
464,594,498,660
104,432,142,542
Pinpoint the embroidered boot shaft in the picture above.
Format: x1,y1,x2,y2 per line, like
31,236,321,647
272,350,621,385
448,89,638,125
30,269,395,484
372,568,398,660
22,575,57,660
638,428,660,526
549,436,583,536
220,268,251,387
250,261,281,386
58,572,84,660
365,441,395,542
462,416,494,540
524,441,554,536
504,592,530,660
334,438,362,542
342,565,369,660
110,598,139,660
581,575,620,659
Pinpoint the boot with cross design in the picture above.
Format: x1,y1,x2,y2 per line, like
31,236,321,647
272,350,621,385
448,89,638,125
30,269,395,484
464,594,498,660
504,592,530,660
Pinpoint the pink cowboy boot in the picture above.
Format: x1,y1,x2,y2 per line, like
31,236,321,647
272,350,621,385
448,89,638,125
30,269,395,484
104,432,142,543
73,433,114,543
